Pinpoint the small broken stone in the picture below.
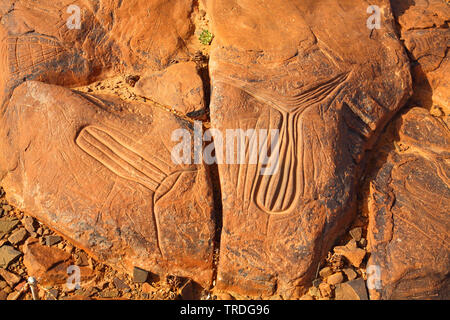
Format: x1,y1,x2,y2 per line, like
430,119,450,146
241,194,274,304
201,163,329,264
75,251,89,266
0,218,19,236
46,288,59,300
113,277,130,291
335,278,368,300
318,282,333,298
308,286,320,298
8,228,28,245
343,268,358,281
22,216,36,233
0,245,22,268
0,280,7,290
319,266,333,278
349,227,362,242
133,267,149,283
333,240,366,268
327,272,344,285
0,269,21,287
45,235,62,246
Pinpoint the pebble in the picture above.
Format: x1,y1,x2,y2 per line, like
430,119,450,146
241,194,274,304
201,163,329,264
308,286,320,298
319,266,333,278
75,251,89,266
327,272,344,285
113,277,130,291
349,227,362,242
333,240,366,268
335,278,368,300
343,268,358,281
46,288,59,300
0,280,7,289
318,282,333,298
22,216,35,232
133,267,149,283
0,218,20,235
8,228,28,245
0,245,22,268
0,269,21,287
45,235,62,246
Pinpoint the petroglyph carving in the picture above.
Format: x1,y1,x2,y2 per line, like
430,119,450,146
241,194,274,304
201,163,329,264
210,0,412,297
76,126,170,192
7,34,65,76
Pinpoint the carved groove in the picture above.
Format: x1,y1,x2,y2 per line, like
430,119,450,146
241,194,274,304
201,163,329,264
7,34,65,76
219,73,349,215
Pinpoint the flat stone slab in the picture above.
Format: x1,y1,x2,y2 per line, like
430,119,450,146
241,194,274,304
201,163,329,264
0,245,22,268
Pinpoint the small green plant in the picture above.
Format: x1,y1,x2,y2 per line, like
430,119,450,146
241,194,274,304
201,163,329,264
199,29,214,45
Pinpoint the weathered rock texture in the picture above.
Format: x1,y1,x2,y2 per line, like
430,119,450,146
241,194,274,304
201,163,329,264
0,0,195,108
1,0,448,300
363,0,450,300
391,0,450,114
134,62,206,117
207,0,411,297
366,107,449,300
0,81,216,287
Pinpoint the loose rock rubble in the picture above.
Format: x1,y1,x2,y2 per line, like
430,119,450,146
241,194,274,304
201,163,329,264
0,191,216,300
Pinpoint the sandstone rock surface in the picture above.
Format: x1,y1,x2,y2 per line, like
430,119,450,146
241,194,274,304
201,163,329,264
367,107,449,300
392,0,450,115
0,0,196,108
1,0,447,300
135,62,206,117
0,81,216,287
207,0,411,297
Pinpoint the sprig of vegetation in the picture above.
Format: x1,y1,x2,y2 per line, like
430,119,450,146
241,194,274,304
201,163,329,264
199,29,214,45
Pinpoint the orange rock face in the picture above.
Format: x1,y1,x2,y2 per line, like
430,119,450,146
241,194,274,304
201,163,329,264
367,107,449,300
0,0,195,107
208,0,411,297
135,62,206,117
392,0,450,114
0,0,447,300
0,81,216,287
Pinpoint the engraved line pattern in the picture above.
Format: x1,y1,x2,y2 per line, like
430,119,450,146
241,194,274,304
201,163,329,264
218,72,349,215
7,34,65,76
76,126,173,256
76,126,169,191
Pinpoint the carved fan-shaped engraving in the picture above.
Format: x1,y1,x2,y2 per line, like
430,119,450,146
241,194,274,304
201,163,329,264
7,34,65,76
220,72,349,215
